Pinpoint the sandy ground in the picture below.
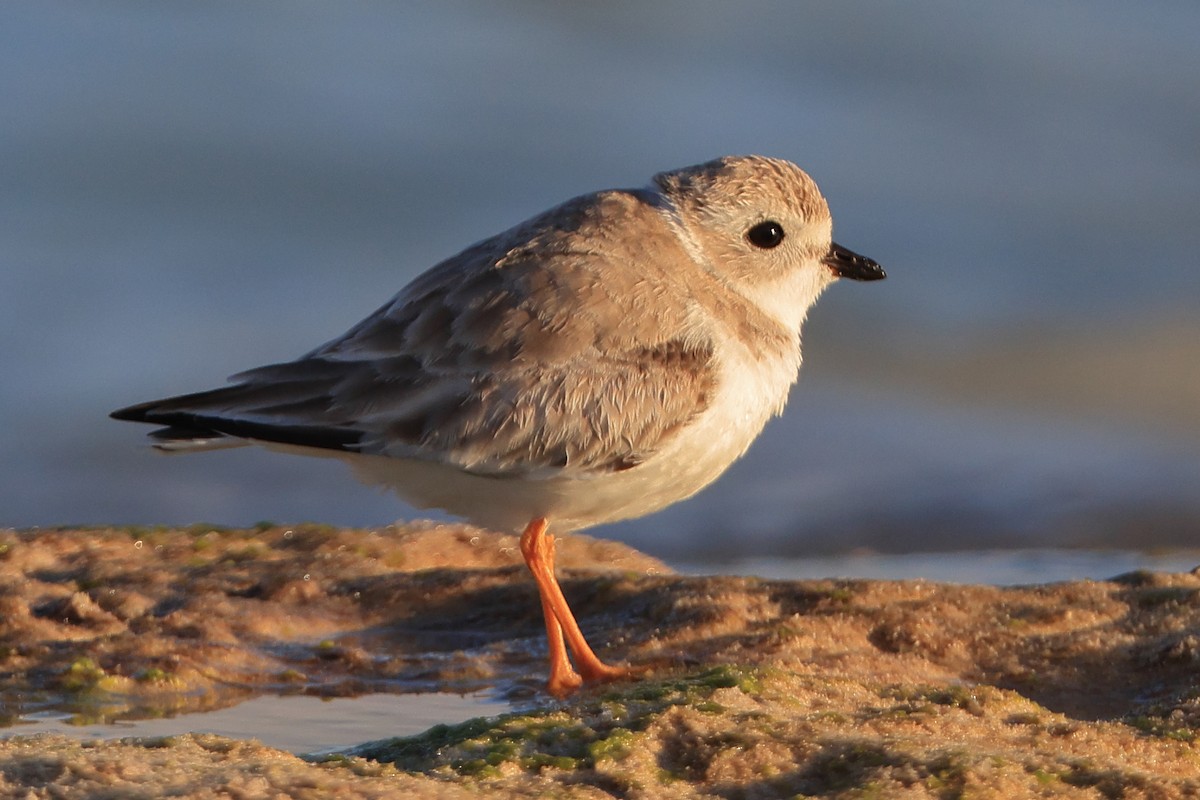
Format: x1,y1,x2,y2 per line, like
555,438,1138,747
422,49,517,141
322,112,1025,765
1,524,1199,798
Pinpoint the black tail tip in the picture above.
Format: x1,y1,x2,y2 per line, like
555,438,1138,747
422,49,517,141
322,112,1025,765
110,402,153,423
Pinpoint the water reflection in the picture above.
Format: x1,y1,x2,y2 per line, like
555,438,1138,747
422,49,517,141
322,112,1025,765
3,692,509,756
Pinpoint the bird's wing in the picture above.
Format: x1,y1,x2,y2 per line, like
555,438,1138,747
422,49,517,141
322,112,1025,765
112,190,719,477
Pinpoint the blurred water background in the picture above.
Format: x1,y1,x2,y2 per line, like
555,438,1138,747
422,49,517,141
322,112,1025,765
4,2,1198,569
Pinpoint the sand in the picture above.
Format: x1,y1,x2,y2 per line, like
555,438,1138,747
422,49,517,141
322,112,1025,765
1,524,1198,798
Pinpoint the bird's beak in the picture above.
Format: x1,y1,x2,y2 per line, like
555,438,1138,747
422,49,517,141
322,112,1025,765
823,242,886,281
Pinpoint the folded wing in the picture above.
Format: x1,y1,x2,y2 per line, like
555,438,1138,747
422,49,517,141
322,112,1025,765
112,190,718,477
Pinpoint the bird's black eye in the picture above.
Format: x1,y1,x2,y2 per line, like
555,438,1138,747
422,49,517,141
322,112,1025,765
746,220,785,249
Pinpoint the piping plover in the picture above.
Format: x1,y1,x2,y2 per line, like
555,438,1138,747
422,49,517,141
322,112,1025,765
113,155,885,697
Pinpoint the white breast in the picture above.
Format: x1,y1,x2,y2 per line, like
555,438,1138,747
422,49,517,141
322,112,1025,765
597,330,802,523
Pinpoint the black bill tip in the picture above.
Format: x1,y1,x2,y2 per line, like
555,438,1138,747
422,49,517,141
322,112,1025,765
824,242,886,281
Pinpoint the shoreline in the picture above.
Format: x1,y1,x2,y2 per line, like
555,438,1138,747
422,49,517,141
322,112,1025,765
2,524,1198,797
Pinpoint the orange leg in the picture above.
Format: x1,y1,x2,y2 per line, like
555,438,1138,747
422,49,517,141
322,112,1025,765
519,517,632,697
535,533,583,696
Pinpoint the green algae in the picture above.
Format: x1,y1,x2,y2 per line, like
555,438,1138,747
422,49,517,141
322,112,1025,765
60,657,109,692
880,683,990,717
341,665,768,777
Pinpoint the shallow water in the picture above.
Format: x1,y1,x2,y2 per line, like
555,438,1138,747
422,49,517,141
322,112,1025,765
2,692,509,756
680,549,1200,587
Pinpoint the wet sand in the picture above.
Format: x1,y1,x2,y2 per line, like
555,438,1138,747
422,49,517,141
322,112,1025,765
2,524,1199,798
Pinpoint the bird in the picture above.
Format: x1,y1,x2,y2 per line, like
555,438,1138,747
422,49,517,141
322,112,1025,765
112,155,885,698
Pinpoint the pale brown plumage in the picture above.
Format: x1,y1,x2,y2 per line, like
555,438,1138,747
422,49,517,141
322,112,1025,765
118,185,733,477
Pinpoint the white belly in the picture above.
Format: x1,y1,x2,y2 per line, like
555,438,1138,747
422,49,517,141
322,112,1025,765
295,336,802,534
